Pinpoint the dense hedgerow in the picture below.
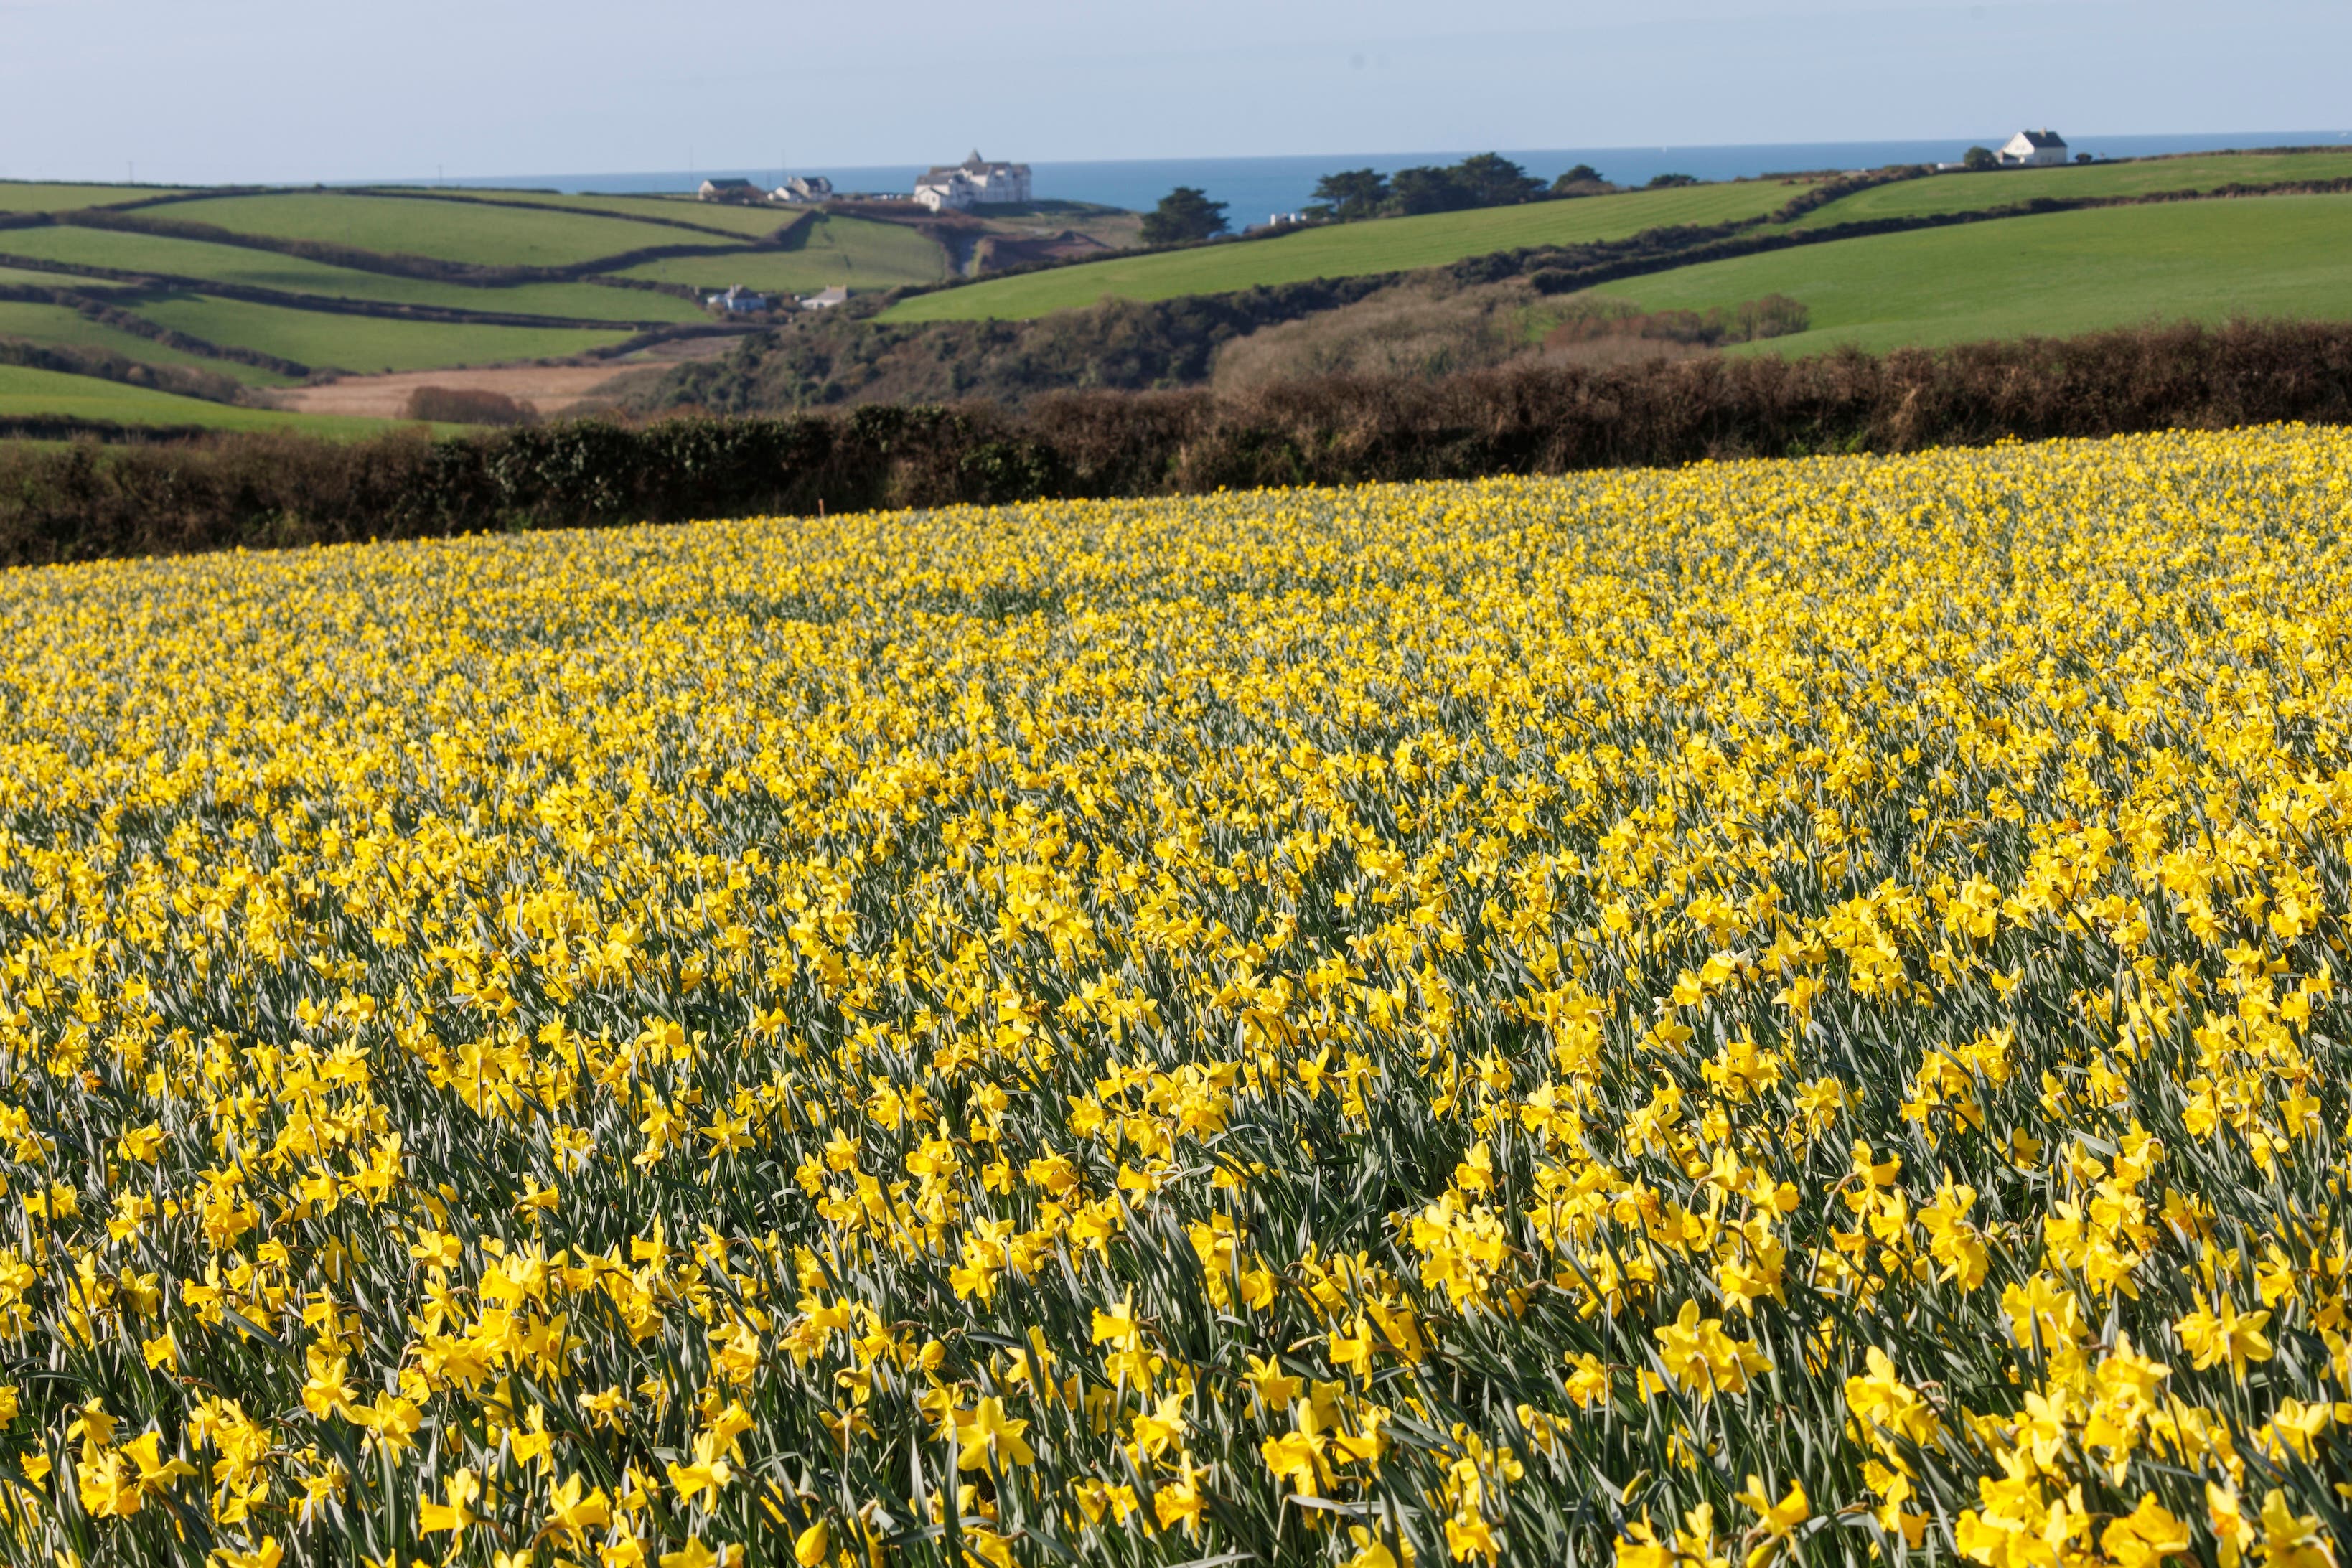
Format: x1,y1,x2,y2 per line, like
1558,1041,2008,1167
0,428,2348,1567
6,319,2352,568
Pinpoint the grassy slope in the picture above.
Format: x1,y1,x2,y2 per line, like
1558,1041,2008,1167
0,228,706,323
1791,149,2352,230
1597,193,2352,355
0,362,408,436
620,215,948,294
0,189,736,423
423,190,797,239
0,264,131,291
0,183,184,212
157,192,743,267
134,295,633,374
0,301,294,385
882,182,1802,321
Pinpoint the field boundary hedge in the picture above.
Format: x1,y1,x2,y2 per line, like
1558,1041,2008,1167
0,281,314,377
4,318,2350,567
42,208,797,288
0,249,690,333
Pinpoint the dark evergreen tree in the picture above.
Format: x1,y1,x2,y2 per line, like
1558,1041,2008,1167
1453,153,1542,207
1140,187,1230,244
1308,168,1390,221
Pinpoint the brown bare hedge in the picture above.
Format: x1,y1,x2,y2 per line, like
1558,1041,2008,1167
4,318,2350,568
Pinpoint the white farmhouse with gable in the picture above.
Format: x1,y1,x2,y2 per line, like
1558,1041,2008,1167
771,175,835,205
914,151,1034,212
1997,129,2069,167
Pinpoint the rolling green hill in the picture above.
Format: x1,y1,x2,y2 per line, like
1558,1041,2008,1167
0,362,419,436
133,295,636,375
0,182,182,212
1789,149,2352,230
0,183,947,426
1590,193,2352,355
0,225,708,324
880,181,1803,322
0,263,131,291
883,146,2352,330
619,215,949,294
0,301,294,385
152,191,754,266
423,189,799,239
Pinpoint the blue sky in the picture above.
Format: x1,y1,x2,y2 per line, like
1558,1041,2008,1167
1,0,2344,185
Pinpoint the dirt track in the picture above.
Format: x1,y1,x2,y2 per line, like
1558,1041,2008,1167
271,365,649,419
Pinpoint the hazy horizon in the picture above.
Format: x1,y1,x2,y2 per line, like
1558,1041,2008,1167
3,0,2348,187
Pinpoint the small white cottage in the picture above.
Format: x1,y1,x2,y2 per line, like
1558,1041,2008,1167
771,175,835,205
1997,130,2069,167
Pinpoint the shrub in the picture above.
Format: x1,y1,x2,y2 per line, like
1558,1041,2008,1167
400,386,540,426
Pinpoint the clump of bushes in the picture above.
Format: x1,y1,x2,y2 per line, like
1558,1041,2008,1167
401,386,539,426
1543,294,1812,349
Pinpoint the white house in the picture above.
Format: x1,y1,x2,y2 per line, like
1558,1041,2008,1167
698,178,762,203
1997,130,2068,167
771,175,835,205
914,151,1034,212
705,284,769,314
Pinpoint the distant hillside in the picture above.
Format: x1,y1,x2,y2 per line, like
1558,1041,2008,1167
0,182,966,433
627,149,2352,416
13,149,2352,437
882,148,2352,323
879,181,1800,322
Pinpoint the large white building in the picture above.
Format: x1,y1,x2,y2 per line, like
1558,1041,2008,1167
1997,129,2069,167
914,151,1033,212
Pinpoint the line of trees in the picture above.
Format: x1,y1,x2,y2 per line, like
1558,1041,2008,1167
1307,154,1555,220
1301,156,1698,222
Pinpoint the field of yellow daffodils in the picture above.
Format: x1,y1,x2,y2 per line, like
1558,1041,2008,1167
0,426,2346,1568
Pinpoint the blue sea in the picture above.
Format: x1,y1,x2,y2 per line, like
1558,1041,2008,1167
420,132,2352,220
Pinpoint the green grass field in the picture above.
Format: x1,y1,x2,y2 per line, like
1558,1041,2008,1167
133,295,634,374
0,301,294,385
0,263,132,291
1593,192,2352,355
620,215,949,295
0,362,409,436
1791,149,2352,230
0,182,182,212
0,184,760,426
881,182,1803,321
421,189,799,239
158,192,745,267
0,227,706,327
